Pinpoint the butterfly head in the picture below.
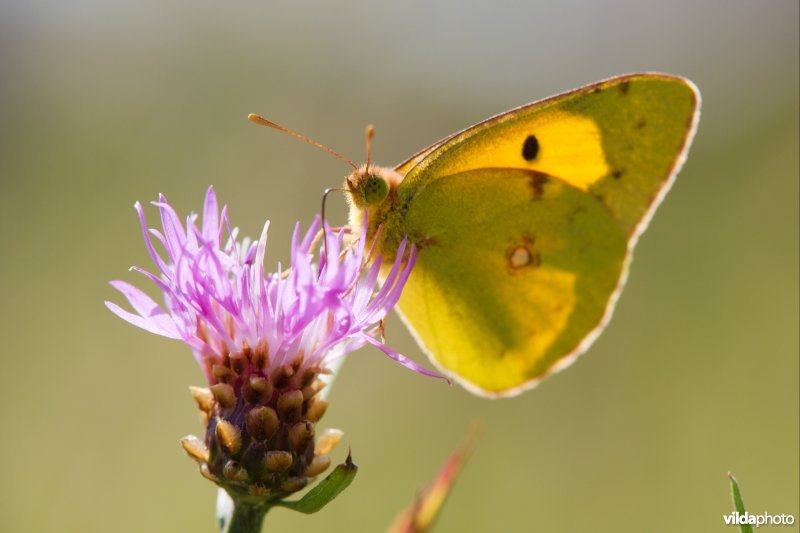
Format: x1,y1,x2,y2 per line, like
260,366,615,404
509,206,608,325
345,165,399,206
345,124,401,211
344,165,403,244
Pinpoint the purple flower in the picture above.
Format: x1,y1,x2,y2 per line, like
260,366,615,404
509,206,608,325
106,186,440,384
107,186,442,501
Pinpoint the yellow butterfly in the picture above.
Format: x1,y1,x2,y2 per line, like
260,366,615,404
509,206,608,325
254,73,700,397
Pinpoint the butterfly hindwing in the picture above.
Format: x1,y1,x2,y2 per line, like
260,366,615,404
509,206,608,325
394,168,627,395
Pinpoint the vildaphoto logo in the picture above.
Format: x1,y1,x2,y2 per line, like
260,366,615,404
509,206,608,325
723,511,796,527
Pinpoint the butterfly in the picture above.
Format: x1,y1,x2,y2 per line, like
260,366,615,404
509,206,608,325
254,73,700,397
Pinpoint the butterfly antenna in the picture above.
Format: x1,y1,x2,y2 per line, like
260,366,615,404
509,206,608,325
364,124,375,173
248,114,358,170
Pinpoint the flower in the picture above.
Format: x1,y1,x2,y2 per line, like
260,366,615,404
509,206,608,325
106,186,441,502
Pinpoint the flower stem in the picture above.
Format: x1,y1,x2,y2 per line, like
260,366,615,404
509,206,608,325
221,500,269,533
218,490,269,533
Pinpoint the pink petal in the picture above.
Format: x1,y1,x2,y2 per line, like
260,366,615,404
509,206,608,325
202,186,219,242
362,334,448,381
105,301,180,338
135,202,168,273
153,196,187,260
110,280,166,317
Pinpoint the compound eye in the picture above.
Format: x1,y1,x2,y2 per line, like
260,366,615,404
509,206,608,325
364,174,389,204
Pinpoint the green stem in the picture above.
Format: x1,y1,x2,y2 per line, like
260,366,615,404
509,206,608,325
219,497,269,533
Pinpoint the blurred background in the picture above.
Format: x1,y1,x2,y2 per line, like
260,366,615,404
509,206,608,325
1,1,797,531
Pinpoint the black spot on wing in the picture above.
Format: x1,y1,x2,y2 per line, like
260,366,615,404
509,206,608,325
522,135,539,161
636,119,647,129
612,169,624,180
619,81,630,95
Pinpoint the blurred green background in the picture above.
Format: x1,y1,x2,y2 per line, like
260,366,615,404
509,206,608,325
1,1,797,531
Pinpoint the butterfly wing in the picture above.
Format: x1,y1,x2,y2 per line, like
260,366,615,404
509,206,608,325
391,73,700,396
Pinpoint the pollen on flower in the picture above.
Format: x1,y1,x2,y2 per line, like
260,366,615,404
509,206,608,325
106,186,445,503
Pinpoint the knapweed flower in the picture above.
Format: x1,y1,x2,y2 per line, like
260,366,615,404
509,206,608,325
106,186,440,504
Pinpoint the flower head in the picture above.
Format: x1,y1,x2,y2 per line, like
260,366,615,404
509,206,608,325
107,186,440,502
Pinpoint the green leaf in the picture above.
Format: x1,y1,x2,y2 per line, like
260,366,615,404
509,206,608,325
728,472,753,533
275,452,358,514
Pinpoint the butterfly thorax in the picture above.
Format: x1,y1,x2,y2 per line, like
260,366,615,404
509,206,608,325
345,165,407,260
